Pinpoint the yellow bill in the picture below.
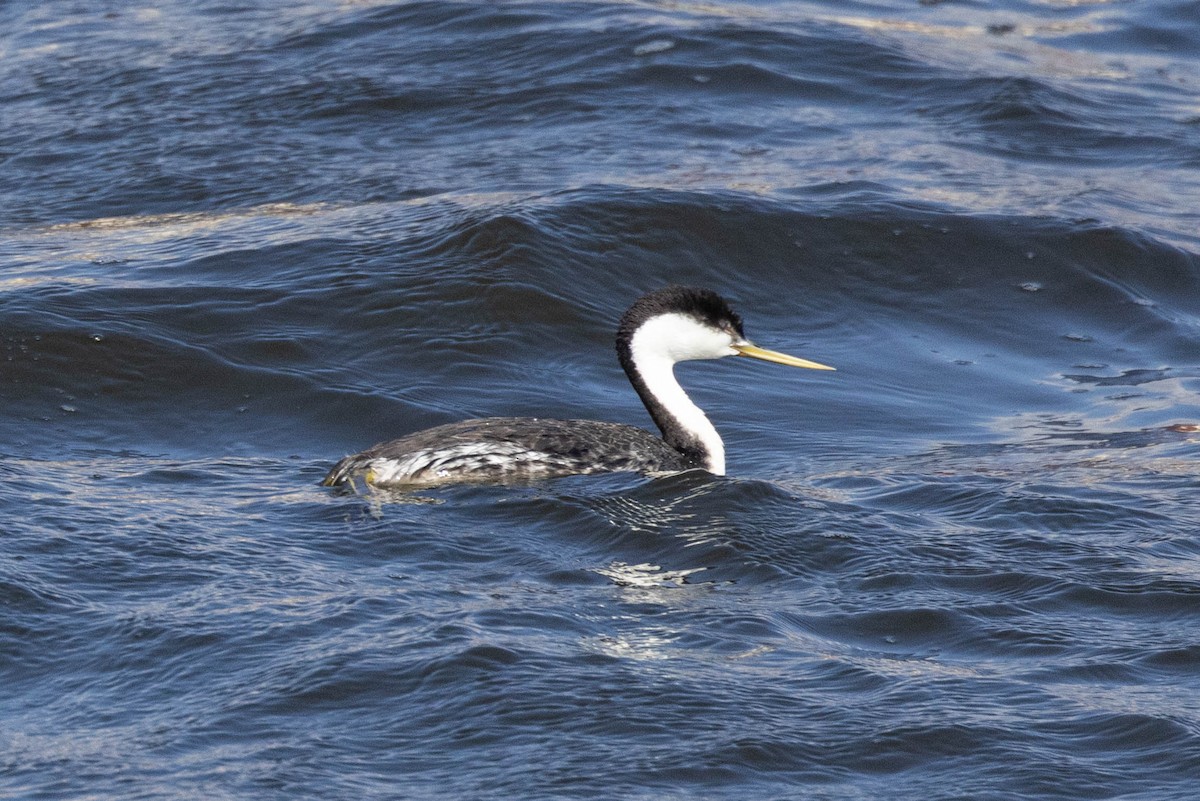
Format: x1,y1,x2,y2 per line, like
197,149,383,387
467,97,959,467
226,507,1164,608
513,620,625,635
733,342,835,371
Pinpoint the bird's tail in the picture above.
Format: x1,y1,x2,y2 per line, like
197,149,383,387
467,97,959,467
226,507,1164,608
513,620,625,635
320,454,361,487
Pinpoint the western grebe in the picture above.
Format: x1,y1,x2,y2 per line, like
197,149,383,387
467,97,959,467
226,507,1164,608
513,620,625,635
321,285,833,489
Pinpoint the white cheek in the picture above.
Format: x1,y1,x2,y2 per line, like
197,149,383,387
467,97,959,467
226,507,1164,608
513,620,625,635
636,313,735,362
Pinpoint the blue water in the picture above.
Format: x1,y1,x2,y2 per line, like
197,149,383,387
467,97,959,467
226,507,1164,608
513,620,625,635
3,2,1200,799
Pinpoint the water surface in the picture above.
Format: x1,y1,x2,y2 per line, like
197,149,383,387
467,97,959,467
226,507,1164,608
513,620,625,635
2,2,1200,799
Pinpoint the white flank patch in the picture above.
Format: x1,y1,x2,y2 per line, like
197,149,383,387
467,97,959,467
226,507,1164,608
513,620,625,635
368,442,545,484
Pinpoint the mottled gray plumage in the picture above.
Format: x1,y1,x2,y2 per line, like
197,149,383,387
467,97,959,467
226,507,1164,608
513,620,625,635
321,416,696,488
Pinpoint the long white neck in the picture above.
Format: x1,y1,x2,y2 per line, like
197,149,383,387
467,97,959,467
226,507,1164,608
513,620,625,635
625,315,729,474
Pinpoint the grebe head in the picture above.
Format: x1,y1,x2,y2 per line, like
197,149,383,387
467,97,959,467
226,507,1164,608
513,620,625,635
617,286,835,370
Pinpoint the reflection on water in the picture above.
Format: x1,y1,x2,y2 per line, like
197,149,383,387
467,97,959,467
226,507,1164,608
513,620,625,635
593,561,707,588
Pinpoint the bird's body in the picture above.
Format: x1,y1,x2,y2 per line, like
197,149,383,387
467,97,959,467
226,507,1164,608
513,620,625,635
322,286,832,490
321,416,693,487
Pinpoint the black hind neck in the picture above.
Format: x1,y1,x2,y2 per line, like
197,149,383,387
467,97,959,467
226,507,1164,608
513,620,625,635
616,340,709,467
